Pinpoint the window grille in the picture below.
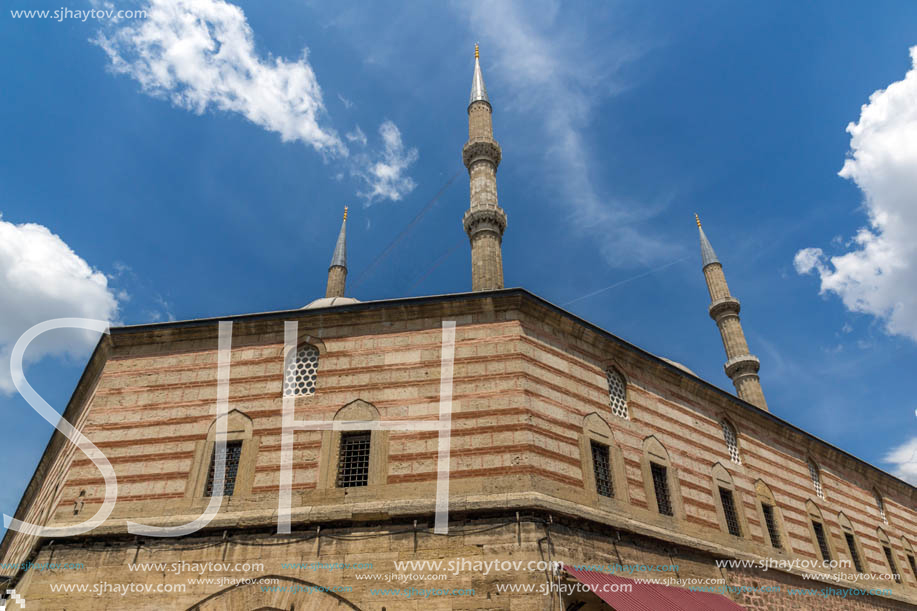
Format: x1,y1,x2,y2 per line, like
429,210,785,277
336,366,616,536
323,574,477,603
337,432,371,488
884,546,901,583
719,487,742,537
590,441,614,498
808,461,824,499
762,503,781,549
844,533,864,573
721,420,741,464
205,440,243,497
284,344,319,397
907,555,917,581
606,368,628,419
651,462,673,516
875,491,887,524
812,521,831,562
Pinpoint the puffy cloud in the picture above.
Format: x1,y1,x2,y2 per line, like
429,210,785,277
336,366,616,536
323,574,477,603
0,215,119,394
94,0,345,156
795,47,917,341
883,435,917,484
354,120,418,204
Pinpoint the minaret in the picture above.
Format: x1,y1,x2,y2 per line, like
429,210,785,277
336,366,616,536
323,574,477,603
462,44,507,291
325,207,348,298
696,215,768,410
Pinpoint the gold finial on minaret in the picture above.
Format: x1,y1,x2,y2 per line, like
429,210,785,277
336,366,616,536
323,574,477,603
343,206,348,221
695,213,701,228
475,43,479,59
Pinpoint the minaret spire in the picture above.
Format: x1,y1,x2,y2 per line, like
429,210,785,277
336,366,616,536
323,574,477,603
696,215,768,410
463,44,507,291
325,207,348,298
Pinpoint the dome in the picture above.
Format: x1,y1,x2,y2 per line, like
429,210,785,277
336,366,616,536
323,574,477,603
659,356,697,377
302,296,361,310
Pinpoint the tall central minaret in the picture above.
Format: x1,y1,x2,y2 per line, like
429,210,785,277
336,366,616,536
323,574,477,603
696,215,768,411
463,44,507,291
325,207,348,298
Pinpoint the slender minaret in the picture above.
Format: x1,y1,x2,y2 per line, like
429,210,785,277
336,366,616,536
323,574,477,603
462,44,507,291
325,207,348,298
696,214,768,410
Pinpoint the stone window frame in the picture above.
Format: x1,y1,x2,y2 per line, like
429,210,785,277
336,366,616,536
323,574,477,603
878,527,902,584
901,538,916,586
873,488,888,525
754,480,788,554
805,500,836,564
838,512,867,574
186,410,258,503
718,417,742,465
318,400,388,492
280,335,327,400
579,413,629,510
603,362,629,420
641,436,684,521
807,457,825,500
710,463,748,539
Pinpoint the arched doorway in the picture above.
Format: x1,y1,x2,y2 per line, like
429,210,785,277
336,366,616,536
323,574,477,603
186,575,363,611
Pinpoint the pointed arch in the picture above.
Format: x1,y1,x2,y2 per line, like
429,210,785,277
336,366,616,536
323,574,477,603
187,409,257,500
837,512,866,573
806,458,824,499
641,436,683,519
878,527,902,583
872,488,888,525
806,500,835,563
283,340,322,397
604,365,628,419
710,462,746,538
318,400,388,490
719,418,741,464
185,574,363,610
754,480,786,551
579,413,628,505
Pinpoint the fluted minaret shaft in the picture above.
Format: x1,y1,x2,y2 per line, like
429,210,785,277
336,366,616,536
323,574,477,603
463,44,507,291
325,207,348,298
696,215,768,410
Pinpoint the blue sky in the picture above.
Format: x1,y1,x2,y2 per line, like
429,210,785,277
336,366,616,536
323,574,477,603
2,0,917,526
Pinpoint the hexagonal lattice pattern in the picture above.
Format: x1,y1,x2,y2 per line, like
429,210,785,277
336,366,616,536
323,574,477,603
606,368,628,419
809,461,824,499
721,420,741,464
284,344,319,397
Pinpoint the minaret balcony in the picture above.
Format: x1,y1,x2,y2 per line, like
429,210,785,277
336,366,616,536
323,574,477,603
708,296,741,321
724,354,761,378
463,138,502,169
463,207,507,238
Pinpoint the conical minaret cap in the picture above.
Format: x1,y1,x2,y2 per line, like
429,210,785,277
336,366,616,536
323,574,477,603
469,44,489,107
330,207,347,269
695,214,719,268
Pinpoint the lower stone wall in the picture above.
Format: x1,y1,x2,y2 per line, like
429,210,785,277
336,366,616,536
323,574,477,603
8,515,917,610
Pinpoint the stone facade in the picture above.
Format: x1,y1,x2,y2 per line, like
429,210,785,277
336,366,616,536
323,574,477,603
1,290,915,609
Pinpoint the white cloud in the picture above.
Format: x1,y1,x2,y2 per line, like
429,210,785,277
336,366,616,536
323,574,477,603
346,125,367,147
0,215,120,394
94,0,345,156
354,120,418,204
456,1,669,266
795,47,917,341
884,435,917,484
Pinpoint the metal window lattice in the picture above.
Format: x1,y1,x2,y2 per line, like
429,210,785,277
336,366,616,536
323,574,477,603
845,533,864,573
590,441,614,498
284,344,319,397
606,368,628,419
812,521,831,562
907,555,917,580
205,440,242,497
875,492,887,524
721,421,741,464
884,546,901,583
719,487,742,537
651,462,673,516
337,432,371,488
808,461,824,499
762,503,782,549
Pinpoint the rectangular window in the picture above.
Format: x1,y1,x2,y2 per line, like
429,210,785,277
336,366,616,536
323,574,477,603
205,440,243,497
883,546,901,583
812,521,831,562
650,462,673,516
907,555,917,581
761,503,781,549
719,487,742,537
844,532,864,573
337,432,371,488
590,441,614,498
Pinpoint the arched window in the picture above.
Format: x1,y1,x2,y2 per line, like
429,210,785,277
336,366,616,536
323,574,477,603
580,413,628,505
711,463,746,538
755,480,786,551
808,459,824,499
606,367,628,419
720,419,741,464
874,489,888,524
318,400,387,489
838,513,865,573
284,343,319,397
878,528,902,584
806,500,834,563
642,436,682,518
191,410,255,499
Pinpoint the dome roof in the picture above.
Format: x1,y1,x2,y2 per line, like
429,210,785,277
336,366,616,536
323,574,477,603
659,357,697,377
302,296,361,310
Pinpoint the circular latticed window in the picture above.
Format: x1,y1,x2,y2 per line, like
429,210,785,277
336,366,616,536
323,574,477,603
606,368,628,419
284,344,319,397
